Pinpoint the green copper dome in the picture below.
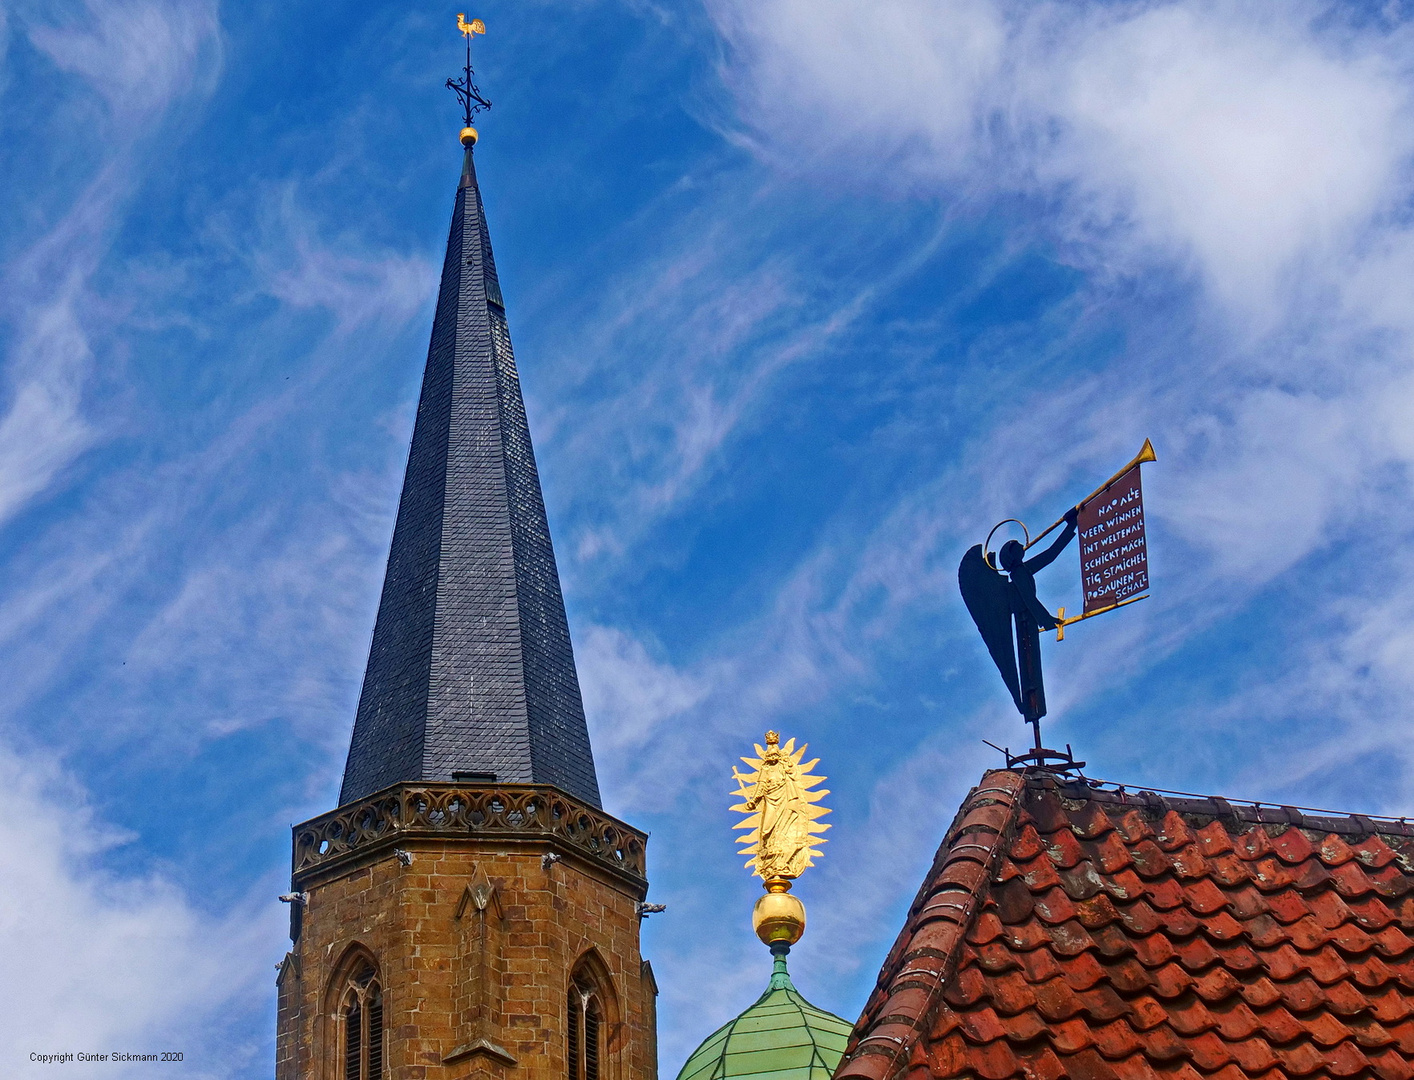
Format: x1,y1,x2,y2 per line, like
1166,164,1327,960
675,951,854,1080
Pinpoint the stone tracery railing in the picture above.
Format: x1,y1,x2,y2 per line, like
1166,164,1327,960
292,783,647,884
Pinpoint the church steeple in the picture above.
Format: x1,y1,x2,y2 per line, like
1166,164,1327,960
277,32,656,1080
338,101,600,808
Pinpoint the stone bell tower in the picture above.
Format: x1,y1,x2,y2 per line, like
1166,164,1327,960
275,33,657,1080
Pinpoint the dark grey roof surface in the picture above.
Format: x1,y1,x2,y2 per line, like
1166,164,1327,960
339,146,601,808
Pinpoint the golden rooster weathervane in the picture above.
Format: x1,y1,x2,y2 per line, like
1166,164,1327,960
448,15,492,146
730,731,830,951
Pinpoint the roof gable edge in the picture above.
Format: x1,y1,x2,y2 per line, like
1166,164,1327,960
835,769,1026,1080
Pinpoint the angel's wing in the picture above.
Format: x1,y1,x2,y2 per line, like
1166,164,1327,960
959,544,1021,712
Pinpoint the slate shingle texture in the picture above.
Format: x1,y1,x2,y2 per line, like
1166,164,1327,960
837,769,1414,1080
339,147,601,808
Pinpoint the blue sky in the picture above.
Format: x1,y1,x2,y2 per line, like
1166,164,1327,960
5,0,1414,1075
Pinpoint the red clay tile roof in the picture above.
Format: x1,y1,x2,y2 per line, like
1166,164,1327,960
836,769,1414,1080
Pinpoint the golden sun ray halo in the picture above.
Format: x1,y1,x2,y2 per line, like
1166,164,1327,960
729,731,831,883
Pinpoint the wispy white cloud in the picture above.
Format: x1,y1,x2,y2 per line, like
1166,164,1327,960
253,183,437,335
536,175,957,571
0,741,281,1079
0,0,221,528
28,0,220,120
713,0,1413,312
579,624,711,760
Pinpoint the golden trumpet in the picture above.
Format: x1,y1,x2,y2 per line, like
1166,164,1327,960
1025,438,1156,551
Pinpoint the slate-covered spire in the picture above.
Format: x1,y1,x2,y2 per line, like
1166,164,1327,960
339,143,601,808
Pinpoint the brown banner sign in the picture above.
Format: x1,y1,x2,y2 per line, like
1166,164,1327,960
1078,466,1148,615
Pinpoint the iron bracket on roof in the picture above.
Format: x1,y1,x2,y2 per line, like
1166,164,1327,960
984,740,1086,774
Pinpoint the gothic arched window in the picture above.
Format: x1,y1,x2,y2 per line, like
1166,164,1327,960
567,952,618,1080
567,981,602,1080
340,962,384,1080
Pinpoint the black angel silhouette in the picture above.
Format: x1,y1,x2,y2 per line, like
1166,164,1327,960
958,507,1078,739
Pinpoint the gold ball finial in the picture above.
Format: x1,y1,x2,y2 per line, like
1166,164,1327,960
460,126,479,146
752,878,805,946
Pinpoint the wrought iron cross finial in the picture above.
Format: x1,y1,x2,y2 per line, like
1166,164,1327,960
448,14,491,131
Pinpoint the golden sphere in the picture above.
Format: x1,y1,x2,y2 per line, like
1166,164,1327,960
460,126,479,146
752,889,805,946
